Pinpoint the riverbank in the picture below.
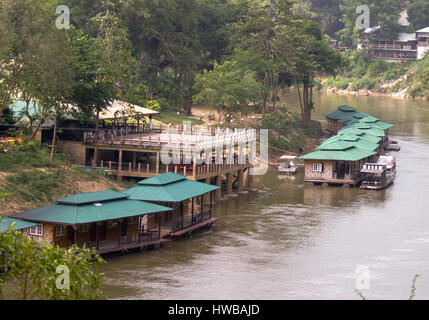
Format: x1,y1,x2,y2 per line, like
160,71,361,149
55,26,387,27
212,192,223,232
321,50,429,101
0,143,128,216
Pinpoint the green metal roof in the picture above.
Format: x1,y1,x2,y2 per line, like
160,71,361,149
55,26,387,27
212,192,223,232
0,217,37,233
299,147,376,161
11,199,172,225
324,106,368,124
339,126,386,137
318,136,379,151
138,172,186,186
125,174,220,203
56,190,128,205
338,105,357,112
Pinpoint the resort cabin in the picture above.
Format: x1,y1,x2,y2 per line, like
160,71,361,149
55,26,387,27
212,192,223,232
324,105,368,134
0,217,37,234
10,190,172,255
124,173,219,238
299,141,377,187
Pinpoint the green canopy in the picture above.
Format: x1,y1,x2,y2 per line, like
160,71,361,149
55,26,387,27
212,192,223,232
124,173,220,203
11,190,172,225
0,217,37,233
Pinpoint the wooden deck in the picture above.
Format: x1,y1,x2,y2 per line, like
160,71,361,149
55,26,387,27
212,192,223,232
96,239,169,255
168,218,218,238
306,177,362,187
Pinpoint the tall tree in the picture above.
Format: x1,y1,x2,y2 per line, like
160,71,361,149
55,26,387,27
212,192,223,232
294,20,342,126
234,0,297,116
408,0,429,31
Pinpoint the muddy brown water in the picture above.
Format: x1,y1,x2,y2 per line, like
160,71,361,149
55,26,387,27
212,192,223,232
101,91,429,299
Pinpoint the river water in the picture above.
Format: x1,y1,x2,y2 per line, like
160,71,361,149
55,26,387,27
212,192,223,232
101,91,429,300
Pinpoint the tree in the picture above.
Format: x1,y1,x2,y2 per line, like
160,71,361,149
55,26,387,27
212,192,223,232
294,20,342,126
193,60,261,124
0,0,62,123
408,0,429,31
0,221,105,300
234,0,297,115
337,0,402,47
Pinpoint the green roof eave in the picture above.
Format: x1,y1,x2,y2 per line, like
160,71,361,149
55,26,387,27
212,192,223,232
299,147,376,161
0,217,38,233
10,199,172,225
125,179,219,203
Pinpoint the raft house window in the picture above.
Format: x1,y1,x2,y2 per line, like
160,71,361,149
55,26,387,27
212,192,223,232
127,217,137,225
107,221,118,229
79,224,89,233
55,225,66,237
30,224,44,237
313,163,324,172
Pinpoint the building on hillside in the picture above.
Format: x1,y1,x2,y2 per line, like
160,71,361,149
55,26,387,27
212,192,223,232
416,27,429,59
10,190,172,255
124,173,219,239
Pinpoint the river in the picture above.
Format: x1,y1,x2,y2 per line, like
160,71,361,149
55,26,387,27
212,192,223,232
101,91,429,300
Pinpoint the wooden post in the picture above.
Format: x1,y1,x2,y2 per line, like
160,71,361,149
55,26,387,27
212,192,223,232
100,160,104,168
181,201,184,228
191,197,194,222
237,169,244,193
128,162,132,172
183,166,186,176
118,220,121,247
118,150,123,172
96,223,100,251
147,163,150,173
138,162,141,173
215,175,222,200
156,152,160,174
210,192,213,218
193,161,196,179
175,166,178,174
109,161,112,171
227,172,233,195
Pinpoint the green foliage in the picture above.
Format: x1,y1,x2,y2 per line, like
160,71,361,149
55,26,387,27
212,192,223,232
193,60,262,123
325,76,350,90
4,170,60,202
0,142,62,172
337,0,402,46
407,0,429,31
350,76,381,91
0,224,105,300
261,107,299,133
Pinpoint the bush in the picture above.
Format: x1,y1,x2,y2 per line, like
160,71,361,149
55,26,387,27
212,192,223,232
326,76,350,90
350,76,380,91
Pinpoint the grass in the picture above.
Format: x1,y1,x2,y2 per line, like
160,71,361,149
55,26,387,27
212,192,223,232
0,142,63,172
155,111,204,126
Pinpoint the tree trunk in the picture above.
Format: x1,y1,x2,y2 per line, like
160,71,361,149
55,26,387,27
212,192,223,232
50,113,58,165
93,110,100,166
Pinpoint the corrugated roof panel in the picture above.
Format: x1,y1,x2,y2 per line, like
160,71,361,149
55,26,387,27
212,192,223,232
0,217,38,233
11,199,172,225
126,179,219,203
138,173,187,186
56,190,128,205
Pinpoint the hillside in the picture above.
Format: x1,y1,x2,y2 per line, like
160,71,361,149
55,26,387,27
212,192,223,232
323,50,429,99
0,142,128,216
